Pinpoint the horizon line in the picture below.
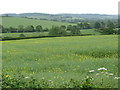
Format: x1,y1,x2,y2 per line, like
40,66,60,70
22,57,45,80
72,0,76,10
0,12,117,15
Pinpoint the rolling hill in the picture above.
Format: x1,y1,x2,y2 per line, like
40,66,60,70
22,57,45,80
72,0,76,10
1,16,73,29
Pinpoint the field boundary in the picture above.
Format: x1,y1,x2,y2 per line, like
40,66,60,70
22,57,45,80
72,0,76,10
1,34,95,41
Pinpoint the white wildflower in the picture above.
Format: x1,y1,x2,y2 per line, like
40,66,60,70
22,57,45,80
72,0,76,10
114,77,120,79
89,70,95,73
96,73,100,75
25,76,29,79
48,80,52,82
108,73,114,76
98,67,107,71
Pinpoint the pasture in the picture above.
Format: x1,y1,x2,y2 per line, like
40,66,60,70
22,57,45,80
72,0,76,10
2,35,118,88
1,17,73,29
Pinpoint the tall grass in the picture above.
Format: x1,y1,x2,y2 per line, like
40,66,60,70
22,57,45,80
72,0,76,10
2,35,118,88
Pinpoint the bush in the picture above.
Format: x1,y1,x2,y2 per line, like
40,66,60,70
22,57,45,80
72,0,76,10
19,34,26,38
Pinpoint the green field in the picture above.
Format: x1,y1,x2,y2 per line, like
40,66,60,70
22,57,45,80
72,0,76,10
80,29,101,35
2,35,118,88
1,29,101,39
1,17,73,28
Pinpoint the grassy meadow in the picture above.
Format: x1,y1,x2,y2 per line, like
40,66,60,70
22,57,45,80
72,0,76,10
1,17,73,29
2,35,118,88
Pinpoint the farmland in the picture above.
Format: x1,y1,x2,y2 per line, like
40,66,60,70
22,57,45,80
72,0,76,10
1,17,73,29
2,35,118,88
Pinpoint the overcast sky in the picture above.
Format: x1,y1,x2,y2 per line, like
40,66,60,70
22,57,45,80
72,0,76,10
0,0,119,15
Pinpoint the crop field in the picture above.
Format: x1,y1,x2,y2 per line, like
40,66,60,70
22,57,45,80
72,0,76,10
2,35,118,88
1,17,73,28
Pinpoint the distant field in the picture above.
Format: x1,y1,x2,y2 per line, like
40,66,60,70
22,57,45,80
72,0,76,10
2,35,118,88
1,17,73,28
80,29,101,35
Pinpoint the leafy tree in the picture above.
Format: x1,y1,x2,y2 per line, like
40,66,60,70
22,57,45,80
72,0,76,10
101,22,106,28
77,23,84,29
36,25,43,32
107,21,115,29
70,25,81,35
49,26,66,36
60,25,66,29
8,27,17,33
94,22,101,29
83,22,91,29
18,25,24,32
25,25,35,32
43,28,49,32
0,25,3,33
99,28,115,35
67,25,73,31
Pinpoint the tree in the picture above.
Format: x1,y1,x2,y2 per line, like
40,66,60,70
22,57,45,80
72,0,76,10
107,21,115,29
8,27,17,33
0,25,3,33
77,23,84,29
36,25,43,32
49,26,66,36
18,25,24,32
83,22,91,29
67,25,73,31
60,25,66,29
101,21,106,28
25,25,35,32
43,28,49,32
70,25,81,35
94,22,101,29
99,28,115,35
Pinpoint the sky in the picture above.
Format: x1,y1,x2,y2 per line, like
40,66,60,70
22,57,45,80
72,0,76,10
0,0,119,15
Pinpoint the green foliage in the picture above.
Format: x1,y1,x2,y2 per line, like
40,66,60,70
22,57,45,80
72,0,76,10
98,28,115,35
107,20,115,29
49,26,66,36
70,25,81,35
18,25,24,32
94,22,101,29
36,25,43,32
25,25,35,32
19,34,26,38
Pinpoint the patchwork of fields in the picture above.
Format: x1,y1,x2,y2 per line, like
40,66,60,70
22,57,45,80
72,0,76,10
2,35,118,88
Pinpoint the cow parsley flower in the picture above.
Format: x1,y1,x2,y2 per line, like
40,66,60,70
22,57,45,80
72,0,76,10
98,67,107,71
114,77,120,79
25,76,29,79
89,70,95,73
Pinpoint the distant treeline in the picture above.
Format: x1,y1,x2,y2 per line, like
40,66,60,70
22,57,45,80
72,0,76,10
0,20,119,36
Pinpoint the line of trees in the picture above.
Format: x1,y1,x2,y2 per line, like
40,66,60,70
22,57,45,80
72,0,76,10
1,25,49,33
94,20,117,34
0,20,118,36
